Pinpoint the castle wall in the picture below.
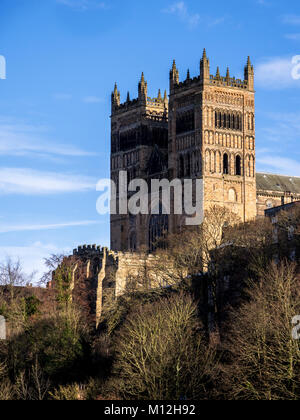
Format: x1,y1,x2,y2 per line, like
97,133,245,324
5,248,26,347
57,246,168,328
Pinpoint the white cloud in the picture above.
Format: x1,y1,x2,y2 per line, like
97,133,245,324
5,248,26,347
83,96,103,104
282,14,300,25
0,220,99,234
256,155,300,177
257,0,270,6
284,33,300,41
259,111,300,144
0,168,96,195
0,118,94,158
255,56,300,89
162,2,226,28
208,17,226,27
53,93,72,100
56,0,106,11
162,2,200,27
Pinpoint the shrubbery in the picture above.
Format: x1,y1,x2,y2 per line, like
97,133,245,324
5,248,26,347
0,207,299,400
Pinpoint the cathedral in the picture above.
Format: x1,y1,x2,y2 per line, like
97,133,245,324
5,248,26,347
110,50,300,252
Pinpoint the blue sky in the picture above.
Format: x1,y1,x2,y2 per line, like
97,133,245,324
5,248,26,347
1,0,300,280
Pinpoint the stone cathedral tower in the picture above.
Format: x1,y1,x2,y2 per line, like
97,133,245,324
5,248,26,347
110,75,168,252
110,51,257,252
169,51,256,228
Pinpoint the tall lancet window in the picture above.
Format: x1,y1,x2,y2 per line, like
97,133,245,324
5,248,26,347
223,153,229,175
236,155,242,176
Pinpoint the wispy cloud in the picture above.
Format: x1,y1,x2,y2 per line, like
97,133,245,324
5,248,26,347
256,154,300,177
0,168,96,195
163,2,227,28
56,0,106,11
257,0,271,6
83,96,103,104
282,14,300,25
163,2,200,27
259,111,300,144
0,117,94,158
256,111,300,176
53,93,72,101
284,33,300,41
255,56,300,89
162,2,225,28
0,220,99,234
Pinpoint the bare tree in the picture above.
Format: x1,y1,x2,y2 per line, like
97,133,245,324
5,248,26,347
223,261,300,400
113,293,217,400
40,253,65,286
0,257,35,298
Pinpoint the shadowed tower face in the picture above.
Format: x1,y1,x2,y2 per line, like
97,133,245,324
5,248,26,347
110,52,257,252
110,74,169,252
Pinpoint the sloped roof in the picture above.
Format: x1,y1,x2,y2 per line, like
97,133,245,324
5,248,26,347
256,172,300,194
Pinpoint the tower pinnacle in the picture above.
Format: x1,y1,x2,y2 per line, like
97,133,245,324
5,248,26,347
111,82,120,109
138,72,148,102
244,56,254,91
170,59,179,90
200,48,210,83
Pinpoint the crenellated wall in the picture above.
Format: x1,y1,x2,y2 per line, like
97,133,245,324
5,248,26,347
54,245,167,328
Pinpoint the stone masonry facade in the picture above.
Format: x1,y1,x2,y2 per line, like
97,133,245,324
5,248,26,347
110,50,300,252
111,51,256,252
51,51,300,328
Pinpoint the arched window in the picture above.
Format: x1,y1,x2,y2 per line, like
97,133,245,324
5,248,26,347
179,155,184,178
186,153,191,177
129,231,137,251
222,113,225,128
235,155,242,176
149,212,168,252
228,188,237,202
236,115,240,130
223,153,229,175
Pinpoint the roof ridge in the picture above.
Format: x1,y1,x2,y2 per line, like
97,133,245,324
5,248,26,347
256,172,300,179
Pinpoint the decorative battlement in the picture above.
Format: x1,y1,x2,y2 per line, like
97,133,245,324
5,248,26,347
176,74,201,89
209,74,248,89
170,50,254,93
73,244,106,257
111,73,168,116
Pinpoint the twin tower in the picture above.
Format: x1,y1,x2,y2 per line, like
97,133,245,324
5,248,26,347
110,50,256,252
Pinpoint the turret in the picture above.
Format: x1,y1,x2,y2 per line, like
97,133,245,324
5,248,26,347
244,56,254,91
111,82,120,112
157,89,162,101
226,67,230,84
138,72,148,103
200,48,210,84
169,60,179,91
163,90,168,108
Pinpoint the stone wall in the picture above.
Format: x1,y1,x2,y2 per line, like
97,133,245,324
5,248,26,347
53,245,168,328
